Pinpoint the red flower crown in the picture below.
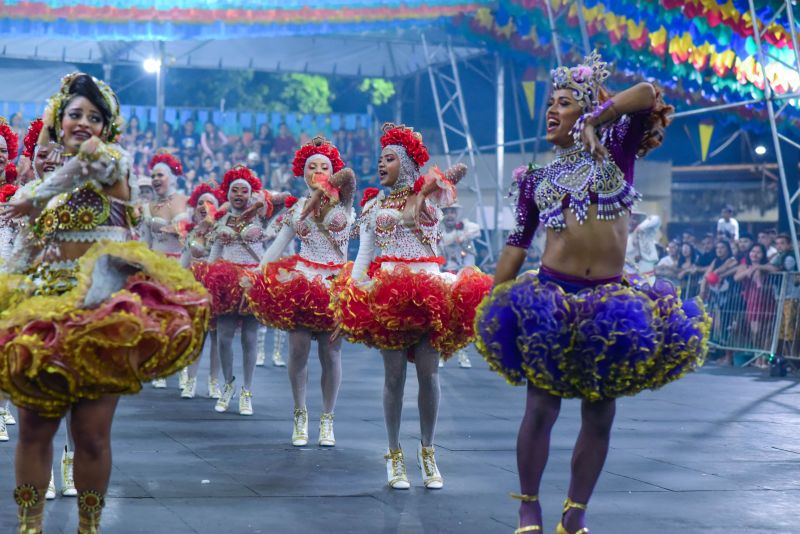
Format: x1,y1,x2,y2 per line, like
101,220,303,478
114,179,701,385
379,123,429,168
360,187,380,207
5,163,16,184
188,183,225,208
0,118,19,161
148,152,184,177
220,165,262,195
292,135,345,177
0,183,17,202
23,118,43,159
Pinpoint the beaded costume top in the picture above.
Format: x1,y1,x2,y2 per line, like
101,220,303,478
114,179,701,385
507,112,648,249
141,202,190,256
266,197,353,266
209,211,274,266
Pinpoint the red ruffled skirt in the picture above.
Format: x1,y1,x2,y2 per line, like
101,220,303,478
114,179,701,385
246,255,340,332
193,260,258,317
331,259,492,359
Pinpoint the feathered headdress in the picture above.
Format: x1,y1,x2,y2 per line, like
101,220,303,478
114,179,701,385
188,183,224,208
0,117,19,161
22,118,43,159
292,135,345,178
380,123,429,168
550,50,611,110
149,152,184,177
220,165,262,194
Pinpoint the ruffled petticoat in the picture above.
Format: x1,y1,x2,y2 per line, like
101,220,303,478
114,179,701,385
331,257,492,359
246,255,341,332
474,268,710,401
0,241,210,417
193,260,258,317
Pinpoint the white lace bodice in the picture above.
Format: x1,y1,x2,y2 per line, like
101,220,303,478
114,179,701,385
261,198,353,266
351,191,443,280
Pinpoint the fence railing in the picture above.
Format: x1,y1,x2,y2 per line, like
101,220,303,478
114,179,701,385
675,270,800,366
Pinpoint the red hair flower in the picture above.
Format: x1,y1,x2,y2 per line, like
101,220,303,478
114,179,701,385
4,162,16,184
292,135,345,177
148,153,184,176
284,195,299,209
188,183,224,208
0,119,19,161
214,209,227,221
380,123,429,169
23,118,43,159
360,187,380,207
413,176,426,194
0,183,18,202
220,165,262,194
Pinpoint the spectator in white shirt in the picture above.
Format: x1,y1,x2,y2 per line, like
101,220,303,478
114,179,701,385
717,205,739,241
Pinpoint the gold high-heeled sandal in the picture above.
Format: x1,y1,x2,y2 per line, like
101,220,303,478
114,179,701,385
511,493,542,533
555,498,589,534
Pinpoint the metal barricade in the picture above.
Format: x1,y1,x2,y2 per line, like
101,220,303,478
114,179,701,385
684,271,797,366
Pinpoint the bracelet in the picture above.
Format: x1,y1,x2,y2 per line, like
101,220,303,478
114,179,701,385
590,99,615,123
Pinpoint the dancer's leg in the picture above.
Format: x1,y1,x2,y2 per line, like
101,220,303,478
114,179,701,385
14,408,60,531
562,398,616,532
412,339,440,447
517,384,562,528
287,330,312,410
217,315,238,385
316,334,343,414
240,316,260,391
380,349,407,450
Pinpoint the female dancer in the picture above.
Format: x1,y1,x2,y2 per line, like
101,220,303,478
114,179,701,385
247,136,355,446
181,183,225,399
141,152,190,389
0,73,208,533
474,52,709,534
332,123,491,489
0,117,19,443
203,166,279,415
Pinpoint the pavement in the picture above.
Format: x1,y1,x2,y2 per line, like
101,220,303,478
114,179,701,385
1,332,799,533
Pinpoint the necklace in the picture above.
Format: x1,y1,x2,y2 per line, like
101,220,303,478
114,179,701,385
382,186,412,210
153,192,174,212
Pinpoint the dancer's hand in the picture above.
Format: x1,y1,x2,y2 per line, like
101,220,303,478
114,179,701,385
330,323,344,343
300,189,325,221
410,193,427,229
581,123,608,162
0,197,34,221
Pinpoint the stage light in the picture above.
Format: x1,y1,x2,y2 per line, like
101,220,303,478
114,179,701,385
755,145,767,156
143,57,161,74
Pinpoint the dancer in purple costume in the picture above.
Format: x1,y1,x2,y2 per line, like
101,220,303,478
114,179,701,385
474,51,710,534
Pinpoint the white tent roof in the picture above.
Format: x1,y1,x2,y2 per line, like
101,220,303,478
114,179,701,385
0,33,485,78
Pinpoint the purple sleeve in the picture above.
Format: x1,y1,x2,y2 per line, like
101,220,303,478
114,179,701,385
605,111,649,185
506,170,539,249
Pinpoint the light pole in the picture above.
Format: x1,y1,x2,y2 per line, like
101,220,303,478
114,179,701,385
143,42,166,147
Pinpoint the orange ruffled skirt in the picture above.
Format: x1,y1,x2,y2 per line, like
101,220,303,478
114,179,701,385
0,241,210,417
246,255,340,332
193,260,258,317
331,261,492,358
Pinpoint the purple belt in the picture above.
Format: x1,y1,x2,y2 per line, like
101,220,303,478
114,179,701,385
538,264,622,293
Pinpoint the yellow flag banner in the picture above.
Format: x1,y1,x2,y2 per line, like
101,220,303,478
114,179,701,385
523,81,536,120
699,122,714,162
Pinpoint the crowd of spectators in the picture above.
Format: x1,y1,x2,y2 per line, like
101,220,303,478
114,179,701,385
120,116,381,198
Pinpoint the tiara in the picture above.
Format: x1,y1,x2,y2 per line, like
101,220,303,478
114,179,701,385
550,50,611,109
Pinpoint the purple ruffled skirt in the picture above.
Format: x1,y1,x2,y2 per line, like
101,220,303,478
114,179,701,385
474,266,710,400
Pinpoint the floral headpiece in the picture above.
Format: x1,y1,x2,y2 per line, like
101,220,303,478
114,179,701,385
23,118,43,159
40,72,123,146
0,183,17,203
380,123,429,168
292,135,345,177
550,50,611,110
3,164,16,185
0,117,19,160
188,183,224,208
149,152,184,177
220,165,262,195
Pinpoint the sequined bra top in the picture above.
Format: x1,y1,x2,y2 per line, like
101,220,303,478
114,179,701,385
211,212,272,265
282,198,353,265
142,203,190,256
33,182,133,243
357,188,442,259
507,112,648,250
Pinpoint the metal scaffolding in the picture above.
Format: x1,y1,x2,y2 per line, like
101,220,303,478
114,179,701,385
421,34,495,266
